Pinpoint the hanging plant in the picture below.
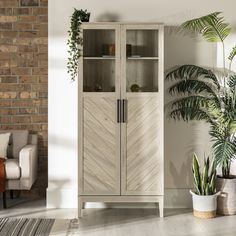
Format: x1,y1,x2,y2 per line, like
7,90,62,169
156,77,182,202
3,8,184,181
67,8,90,81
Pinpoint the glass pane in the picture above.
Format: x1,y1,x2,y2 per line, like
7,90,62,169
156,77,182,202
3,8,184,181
83,29,115,57
126,29,159,92
126,30,158,57
126,60,158,92
83,29,116,92
83,60,115,92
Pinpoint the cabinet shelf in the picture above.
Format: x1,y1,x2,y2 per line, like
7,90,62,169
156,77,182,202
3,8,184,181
83,56,115,60
127,57,159,60
84,56,159,60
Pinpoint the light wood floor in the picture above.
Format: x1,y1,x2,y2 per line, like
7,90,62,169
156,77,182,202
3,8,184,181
72,209,236,236
1,198,236,236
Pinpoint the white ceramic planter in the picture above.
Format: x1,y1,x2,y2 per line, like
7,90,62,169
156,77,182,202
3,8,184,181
190,190,220,219
216,176,236,215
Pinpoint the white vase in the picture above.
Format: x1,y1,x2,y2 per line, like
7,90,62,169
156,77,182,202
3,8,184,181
190,190,220,219
216,176,236,215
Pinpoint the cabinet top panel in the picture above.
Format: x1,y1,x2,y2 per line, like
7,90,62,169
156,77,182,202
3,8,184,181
81,22,164,29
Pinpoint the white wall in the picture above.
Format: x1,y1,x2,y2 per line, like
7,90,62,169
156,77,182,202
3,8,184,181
48,0,236,209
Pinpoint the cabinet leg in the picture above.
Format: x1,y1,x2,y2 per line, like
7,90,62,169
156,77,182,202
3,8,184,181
78,197,83,218
16,190,21,198
2,192,6,209
10,190,13,199
158,197,164,218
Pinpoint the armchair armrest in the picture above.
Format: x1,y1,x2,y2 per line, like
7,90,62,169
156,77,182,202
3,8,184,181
19,144,38,190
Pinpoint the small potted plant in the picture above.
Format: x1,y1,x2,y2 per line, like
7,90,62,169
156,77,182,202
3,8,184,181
190,154,220,219
67,9,90,81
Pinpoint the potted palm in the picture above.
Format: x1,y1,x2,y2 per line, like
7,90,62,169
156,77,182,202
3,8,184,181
166,12,236,215
191,154,219,218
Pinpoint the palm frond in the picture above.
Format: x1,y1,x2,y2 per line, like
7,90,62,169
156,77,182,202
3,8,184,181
166,65,220,89
209,120,236,167
228,74,236,92
171,95,214,110
228,45,236,62
170,107,212,122
168,79,218,98
228,45,236,70
211,138,236,166
221,89,236,121
182,12,231,42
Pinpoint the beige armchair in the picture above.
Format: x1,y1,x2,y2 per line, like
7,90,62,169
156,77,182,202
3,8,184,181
0,130,38,208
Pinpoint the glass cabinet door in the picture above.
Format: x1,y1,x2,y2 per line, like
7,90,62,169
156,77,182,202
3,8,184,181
124,28,159,92
82,29,116,92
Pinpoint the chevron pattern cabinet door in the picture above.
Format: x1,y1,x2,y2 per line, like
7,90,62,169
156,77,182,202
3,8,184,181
82,97,120,195
123,97,163,195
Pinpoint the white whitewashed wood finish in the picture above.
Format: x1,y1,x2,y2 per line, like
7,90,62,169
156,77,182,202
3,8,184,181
78,23,164,218
83,97,120,195
124,97,163,195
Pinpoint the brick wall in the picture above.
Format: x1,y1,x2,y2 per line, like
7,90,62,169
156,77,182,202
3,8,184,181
0,0,48,197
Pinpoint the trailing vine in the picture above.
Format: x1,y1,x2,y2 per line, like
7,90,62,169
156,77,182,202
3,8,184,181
67,9,90,81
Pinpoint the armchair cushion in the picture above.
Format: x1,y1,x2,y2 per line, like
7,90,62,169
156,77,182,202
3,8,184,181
0,133,10,158
0,130,29,159
19,144,37,190
5,159,20,179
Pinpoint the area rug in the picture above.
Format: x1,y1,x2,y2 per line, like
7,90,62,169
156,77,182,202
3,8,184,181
0,218,55,236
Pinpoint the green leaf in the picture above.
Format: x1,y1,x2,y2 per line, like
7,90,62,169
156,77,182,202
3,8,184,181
166,65,220,89
194,183,201,195
182,12,231,42
228,74,236,92
171,95,213,110
202,156,209,193
211,134,236,167
205,183,210,195
192,154,202,194
228,45,236,62
210,170,216,194
170,107,212,122
168,79,218,98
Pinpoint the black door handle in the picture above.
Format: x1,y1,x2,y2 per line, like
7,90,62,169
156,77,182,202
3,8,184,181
117,99,121,123
122,99,127,123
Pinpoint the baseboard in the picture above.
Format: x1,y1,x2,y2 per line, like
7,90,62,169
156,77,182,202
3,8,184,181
46,187,191,209
164,188,192,208
46,187,78,208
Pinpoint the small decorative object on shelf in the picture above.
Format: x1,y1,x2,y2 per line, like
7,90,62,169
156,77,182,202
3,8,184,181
102,44,115,56
102,44,132,57
190,154,219,219
126,44,132,57
67,8,90,81
130,83,140,92
94,83,102,92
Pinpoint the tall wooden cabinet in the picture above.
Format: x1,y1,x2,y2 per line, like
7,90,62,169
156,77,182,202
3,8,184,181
78,23,164,217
